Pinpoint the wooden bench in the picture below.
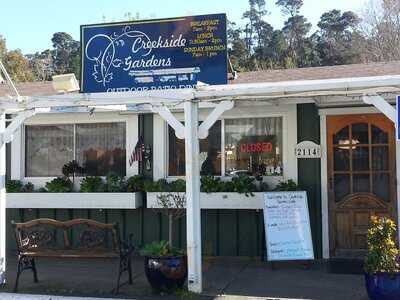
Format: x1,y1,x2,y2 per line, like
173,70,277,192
12,218,135,293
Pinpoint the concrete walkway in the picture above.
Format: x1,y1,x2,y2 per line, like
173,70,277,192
0,255,369,300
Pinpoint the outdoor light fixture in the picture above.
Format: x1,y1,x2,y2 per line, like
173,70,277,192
52,73,80,93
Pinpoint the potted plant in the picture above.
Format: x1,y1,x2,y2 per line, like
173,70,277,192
365,216,400,300
141,192,187,292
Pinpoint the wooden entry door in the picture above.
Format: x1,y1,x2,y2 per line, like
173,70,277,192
327,114,397,258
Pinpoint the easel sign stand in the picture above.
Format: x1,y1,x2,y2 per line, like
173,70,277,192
263,191,315,269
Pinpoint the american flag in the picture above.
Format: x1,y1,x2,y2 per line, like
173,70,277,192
129,137,145,166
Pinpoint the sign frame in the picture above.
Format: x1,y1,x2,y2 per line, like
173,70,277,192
263,191,315,262
80,13,228,93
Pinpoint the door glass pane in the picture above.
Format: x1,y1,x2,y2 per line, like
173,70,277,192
352,147,369,171
373,173,390,202
372,146,389,171
353,174,370,193
352,123,369,144
372,125,388,144
334,148,350,171
334,174,350,202
333,126,349,145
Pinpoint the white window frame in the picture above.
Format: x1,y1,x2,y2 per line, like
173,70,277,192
157,103,298,187
11,112,139,187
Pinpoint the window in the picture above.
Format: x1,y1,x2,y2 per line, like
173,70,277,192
76,123,126,176
25,122,126,177
25,125,74,177
168,121,221,176
225,117,283,177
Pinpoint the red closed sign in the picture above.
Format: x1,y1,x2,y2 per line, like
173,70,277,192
240,142,273,153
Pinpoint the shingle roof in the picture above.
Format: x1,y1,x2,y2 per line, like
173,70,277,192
1,61,400,97
0,81,55,97
229,61,400,84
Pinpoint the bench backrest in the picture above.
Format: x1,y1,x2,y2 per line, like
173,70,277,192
12,218,120,253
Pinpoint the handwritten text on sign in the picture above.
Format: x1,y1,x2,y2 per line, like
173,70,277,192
263,191,314,261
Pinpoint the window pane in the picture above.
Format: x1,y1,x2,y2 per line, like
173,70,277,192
168,121,221,176
373,173,390,202
25,125,74,177
353,174,370,193
352,123,369,144
352,146,369,171
225,117,283,176
372,125,388,144
333,126,349,145
334,174,350,202
372,146,388,171
76,123,126,176
334,148,349,171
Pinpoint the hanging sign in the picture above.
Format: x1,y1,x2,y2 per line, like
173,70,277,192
294,141,321,158
81,14,227,93
263,191,314,261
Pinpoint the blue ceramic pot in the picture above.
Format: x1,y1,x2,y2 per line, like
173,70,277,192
365,272,400,300
144,255,187,292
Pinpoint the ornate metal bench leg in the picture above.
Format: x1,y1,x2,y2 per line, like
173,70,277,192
31,258,38,283
115,259,123,294
128,257,133,285
13,256,23,292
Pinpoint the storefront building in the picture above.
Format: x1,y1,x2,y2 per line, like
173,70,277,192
2,61,400,261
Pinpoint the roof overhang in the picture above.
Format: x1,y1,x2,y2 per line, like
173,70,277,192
1,74,400,113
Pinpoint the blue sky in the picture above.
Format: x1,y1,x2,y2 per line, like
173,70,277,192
1,0,365,54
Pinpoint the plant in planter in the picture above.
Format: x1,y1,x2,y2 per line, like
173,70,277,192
364,216,400,300
126,175,146,192
62,160,84,188
103,173,126,192
80,176,105,192
141,192,187,292
274,179,300,191
6,180,35,193
45,177,73,193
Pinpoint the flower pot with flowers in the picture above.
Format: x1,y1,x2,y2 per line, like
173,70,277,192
364,216,400,300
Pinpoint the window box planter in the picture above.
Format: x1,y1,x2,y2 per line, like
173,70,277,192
6,192,143,209
146,192,264,209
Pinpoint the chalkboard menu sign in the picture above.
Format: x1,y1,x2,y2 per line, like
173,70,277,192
263,191,314,261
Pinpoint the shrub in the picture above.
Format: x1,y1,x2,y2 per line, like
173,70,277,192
80,176,105,192
144,179,170,192
6,180,23,193
201,176,222,193
45,177,72,193
170,179,186,192
365,216,400,274
232,174,257,196
104,173,126,192
126,175,146,192
274,179,300,191
21,182,35,193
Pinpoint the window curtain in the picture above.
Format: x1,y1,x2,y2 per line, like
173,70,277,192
25,125,74,177
75,123,126,176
